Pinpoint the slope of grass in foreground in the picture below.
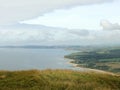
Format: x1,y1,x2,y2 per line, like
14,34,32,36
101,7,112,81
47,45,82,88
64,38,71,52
0,69,120,90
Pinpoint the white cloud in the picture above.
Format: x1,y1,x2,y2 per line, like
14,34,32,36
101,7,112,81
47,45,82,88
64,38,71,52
100,20,120,30
0,24,120,45
0,0,114,25
0,24,90,45
89,30,120,45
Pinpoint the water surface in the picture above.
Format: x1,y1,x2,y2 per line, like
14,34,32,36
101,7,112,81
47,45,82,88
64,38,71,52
0,48,82,70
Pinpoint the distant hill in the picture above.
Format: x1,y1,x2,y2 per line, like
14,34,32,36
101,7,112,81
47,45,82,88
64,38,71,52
0,45,82,49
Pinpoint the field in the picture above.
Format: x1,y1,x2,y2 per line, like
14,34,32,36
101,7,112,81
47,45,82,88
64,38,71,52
0,69,120,90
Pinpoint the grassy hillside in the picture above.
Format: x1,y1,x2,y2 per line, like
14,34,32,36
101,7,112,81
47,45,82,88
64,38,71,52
0,69,120,90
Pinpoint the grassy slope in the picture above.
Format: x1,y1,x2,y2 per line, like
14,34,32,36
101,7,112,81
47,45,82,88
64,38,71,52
0,69,120,90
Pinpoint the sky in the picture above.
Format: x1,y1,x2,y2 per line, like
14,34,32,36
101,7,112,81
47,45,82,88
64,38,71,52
0,0,120,45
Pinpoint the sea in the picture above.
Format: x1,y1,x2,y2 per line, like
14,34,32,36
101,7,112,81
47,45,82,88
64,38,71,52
0,48,83,71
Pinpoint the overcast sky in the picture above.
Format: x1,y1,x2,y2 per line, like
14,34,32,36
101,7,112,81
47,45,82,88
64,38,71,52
0,0,120,45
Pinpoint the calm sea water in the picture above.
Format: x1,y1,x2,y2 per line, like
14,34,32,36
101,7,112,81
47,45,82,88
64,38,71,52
0,48,82,70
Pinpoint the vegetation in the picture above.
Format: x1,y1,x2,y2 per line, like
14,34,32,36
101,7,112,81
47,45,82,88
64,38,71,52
0,69,120,90
65,48,120,73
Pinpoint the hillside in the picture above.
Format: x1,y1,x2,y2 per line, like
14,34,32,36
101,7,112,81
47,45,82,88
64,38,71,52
0,69,120,90
65,48,120,73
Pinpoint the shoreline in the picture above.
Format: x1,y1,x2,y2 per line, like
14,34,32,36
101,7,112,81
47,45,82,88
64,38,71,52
66,58,117,75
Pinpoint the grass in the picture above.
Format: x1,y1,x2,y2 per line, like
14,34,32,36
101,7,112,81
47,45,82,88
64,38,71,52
0,69,120,90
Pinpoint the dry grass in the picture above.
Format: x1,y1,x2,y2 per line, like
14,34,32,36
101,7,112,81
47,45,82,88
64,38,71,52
0,69,120,90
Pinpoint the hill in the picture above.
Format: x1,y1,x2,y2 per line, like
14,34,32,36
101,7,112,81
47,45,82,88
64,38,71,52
0,69,120,90
65,48,120,73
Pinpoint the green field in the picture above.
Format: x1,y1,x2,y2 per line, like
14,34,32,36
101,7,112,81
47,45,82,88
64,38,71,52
0,69,120,90
65,48,120,73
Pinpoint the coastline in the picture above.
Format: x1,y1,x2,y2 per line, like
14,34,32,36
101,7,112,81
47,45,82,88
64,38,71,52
66,58,117,75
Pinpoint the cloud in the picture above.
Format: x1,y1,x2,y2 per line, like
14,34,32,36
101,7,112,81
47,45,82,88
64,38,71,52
69,29,89,36
100,20,120,30
0,24,90,45
0,0,114,25
91,30,120,45
0,23,120,45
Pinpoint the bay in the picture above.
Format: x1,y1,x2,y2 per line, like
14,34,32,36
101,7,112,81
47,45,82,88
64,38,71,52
0,48,82,70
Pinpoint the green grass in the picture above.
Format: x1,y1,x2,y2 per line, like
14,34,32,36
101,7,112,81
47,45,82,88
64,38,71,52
0,69,120,90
